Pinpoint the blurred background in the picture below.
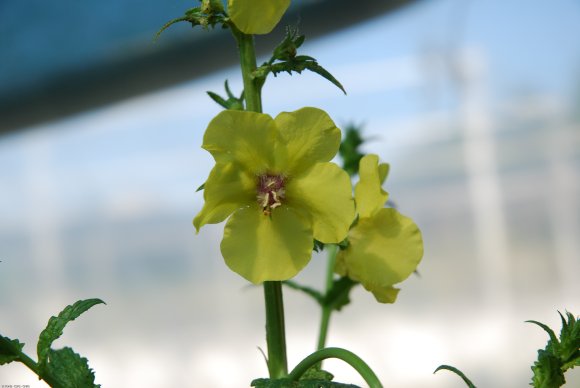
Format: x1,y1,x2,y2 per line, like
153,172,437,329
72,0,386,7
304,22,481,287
1,0,579,386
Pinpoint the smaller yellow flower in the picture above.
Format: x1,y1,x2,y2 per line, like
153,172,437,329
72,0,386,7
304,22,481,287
228,0,290,34
335,154,423,303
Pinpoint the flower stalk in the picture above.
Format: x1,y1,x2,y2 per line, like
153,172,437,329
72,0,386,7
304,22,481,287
316,244,338,351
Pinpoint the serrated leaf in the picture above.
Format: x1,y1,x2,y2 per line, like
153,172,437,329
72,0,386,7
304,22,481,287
302,61,346,95
0,335,24,365
300,366,333,381
531,350,565,388
37,299,105,369
557,311,580,366
562,356,580,371
434,365,477,388
526,320,560,350
45,347,100,388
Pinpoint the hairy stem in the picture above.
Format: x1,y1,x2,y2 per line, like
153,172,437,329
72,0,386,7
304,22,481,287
232,25,262,113
316,244,338,351
264,281,288,378
0,336,61,387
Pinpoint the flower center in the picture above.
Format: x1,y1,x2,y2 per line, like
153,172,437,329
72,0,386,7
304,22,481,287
257,174,286,216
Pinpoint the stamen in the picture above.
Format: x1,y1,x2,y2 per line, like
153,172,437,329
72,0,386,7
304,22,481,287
257,174,286,215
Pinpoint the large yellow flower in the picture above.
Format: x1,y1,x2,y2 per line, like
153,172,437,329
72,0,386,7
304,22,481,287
335,154,423,303
194,107,355,284
228,0,290,35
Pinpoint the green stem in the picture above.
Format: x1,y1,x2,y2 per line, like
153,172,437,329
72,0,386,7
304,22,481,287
316,244,338,351
264,281,288,378
0,336,61,387
231,25,262,113
288,347,383,388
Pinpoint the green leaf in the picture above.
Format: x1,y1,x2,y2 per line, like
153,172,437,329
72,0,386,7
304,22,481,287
0,335,24,365
556,311,580,368
527,311,580,387
526,319,560,351
302,61,346,94
37,299,105,370
338,124,365,177
283,280,324,305
434,365,477,388
44,347,100,388
323,277,357,312
300,366,333,381
531,350,565,388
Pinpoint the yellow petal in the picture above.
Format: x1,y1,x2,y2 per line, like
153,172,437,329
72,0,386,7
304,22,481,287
336,208,423,290
368,285,400,304
355,154,388,219
202,110,278,174
228,0,290,35
274,107,341,175
286,162,354,243
378,163,390,184
193,162,255,231
221,205,313,283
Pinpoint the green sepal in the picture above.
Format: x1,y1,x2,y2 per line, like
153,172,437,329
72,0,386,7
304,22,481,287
0,335,24,365
201,0,224,14
251,377,359,387
313,239,325,252
338,124,365,177
433,365,477,388
155,6,227,39
44,347,100,388
196,182,205,192
206,80,245,110
270,28,306,63
37,299,105,372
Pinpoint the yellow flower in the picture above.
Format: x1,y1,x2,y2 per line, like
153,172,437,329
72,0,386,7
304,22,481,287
335,154,423,303
194,107,355,284
228,0,290,34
